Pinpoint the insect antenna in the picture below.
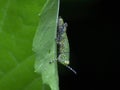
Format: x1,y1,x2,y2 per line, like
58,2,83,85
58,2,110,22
65,65,77,74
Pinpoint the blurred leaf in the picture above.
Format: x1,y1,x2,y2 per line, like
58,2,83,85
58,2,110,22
33,0,59,90
0,0,59,90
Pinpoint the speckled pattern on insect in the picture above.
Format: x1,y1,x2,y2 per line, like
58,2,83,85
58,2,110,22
56,17,76,74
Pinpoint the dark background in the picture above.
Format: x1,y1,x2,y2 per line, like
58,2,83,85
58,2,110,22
57,0,113,90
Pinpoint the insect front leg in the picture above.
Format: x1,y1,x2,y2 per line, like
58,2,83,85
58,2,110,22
49,58,58,64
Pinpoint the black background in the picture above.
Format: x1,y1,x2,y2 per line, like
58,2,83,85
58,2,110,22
57,0,113,90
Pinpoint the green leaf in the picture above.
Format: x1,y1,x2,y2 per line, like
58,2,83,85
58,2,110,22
0,0,59,90
33,0,59,90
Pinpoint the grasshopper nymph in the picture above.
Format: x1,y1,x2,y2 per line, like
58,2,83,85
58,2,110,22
50,17,76,74
57,17,76,74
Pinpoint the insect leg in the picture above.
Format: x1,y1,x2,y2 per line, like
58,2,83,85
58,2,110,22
49,58,57,64
65,65,77,74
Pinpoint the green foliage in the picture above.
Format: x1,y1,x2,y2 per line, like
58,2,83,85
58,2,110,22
0,0,59,90
33,0,59,90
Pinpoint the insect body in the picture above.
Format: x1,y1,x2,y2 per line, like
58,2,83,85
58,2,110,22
56,17,76,74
